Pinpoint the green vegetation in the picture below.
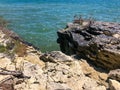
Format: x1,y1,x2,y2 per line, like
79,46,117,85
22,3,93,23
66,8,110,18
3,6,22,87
0,45,7,53
0,40,27,57
0,16,27,57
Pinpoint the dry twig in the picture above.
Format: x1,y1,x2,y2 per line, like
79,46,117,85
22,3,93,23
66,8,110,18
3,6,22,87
0,67,30,78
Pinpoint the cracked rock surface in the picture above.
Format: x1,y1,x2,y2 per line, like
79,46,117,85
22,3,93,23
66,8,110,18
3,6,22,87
57,20,120,70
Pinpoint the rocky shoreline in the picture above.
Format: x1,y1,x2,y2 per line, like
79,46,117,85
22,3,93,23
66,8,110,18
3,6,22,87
57,20,120,70
0,20,120,90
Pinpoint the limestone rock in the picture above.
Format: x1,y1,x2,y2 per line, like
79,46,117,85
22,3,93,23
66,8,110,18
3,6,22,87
82,77,106,90
0,25,110,90
14,61,47,90
40,51,73,63
41,51,107,90
109,79,120,90
0,76,14,90
79,59,108,87
24,53,45,67
108,69,120,82
57,20,120,70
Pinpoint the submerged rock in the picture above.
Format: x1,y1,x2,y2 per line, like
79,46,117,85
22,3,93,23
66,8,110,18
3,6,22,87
57,20,120,70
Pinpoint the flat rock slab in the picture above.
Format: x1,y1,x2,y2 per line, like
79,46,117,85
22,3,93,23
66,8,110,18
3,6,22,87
57,20,120,70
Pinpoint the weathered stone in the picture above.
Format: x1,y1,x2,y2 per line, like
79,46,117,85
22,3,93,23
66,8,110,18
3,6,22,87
40,51,73,63
79,59,108,87
109,79,120,90
82,77,106,90
108,69,120,82
0,57,12,69
47,82,71,90
0,80,14,90
57,20,120,70
13,60,47,90
42,53,107,90
24,53,45,67
0,24,110,90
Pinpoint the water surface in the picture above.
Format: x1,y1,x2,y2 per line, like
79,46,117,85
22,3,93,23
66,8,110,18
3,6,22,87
0,0,119,52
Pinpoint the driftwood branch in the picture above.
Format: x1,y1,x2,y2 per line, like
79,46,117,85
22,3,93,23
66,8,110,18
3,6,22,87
0,76,13,85
0,67,30,79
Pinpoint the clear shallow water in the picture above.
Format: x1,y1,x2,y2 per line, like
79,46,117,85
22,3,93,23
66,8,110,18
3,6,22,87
0,0,119,52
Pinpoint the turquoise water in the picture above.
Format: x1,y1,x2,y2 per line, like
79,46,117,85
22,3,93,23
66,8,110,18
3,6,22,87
0,0,119,52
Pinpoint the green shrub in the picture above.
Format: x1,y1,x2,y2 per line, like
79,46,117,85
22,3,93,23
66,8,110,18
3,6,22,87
0,45,6,53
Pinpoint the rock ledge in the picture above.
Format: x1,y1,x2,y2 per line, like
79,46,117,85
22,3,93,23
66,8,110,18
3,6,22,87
57,20,120,70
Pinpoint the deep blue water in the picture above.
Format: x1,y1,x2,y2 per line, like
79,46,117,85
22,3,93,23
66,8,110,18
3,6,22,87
0,0,119,52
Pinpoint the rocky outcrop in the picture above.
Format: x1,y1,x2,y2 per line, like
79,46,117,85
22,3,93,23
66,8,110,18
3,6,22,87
0,27,109,90
0,51,107,90
0,27,43,90
40,51,107,90
0,21,120,90
57,20,120,70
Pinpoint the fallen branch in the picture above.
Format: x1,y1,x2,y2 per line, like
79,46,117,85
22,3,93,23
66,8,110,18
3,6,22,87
0,67,30,79
0,76,13,85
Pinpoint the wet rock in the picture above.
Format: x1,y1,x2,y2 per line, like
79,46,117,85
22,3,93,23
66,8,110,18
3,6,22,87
57,20,120,70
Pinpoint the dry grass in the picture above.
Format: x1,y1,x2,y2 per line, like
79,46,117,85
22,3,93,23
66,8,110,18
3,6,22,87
13,40,27,57
73,15,95,26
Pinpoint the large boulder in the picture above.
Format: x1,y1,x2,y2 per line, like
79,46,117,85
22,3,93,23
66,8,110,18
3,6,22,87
57,20,120,70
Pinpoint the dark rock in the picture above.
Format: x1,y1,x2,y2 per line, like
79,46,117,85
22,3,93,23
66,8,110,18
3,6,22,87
57,20,120,70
